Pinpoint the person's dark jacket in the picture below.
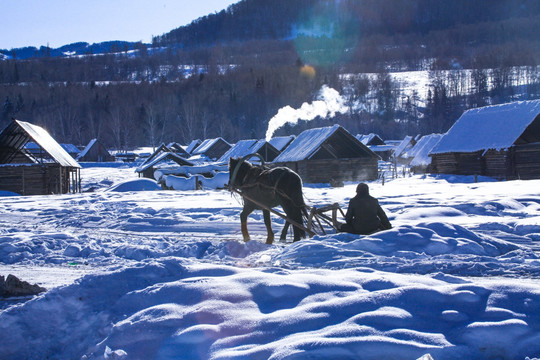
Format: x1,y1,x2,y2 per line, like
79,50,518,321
344,193,392,235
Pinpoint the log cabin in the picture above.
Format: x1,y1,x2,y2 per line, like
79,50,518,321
0,119,81,195
272,125,380,184
430,100,540,180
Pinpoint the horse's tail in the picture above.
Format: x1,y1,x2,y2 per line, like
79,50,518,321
295,176,309,239
301,206,309,228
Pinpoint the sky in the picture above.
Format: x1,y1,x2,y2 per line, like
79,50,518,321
1,0,240,50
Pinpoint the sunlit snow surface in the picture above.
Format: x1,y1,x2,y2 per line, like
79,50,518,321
1,164,540,360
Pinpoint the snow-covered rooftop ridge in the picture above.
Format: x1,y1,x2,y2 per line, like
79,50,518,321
136,152,193,172
273,125,341,162
17,120,81,168
410,134,443,167
268,135,295,151
356,133,384,146
251,139,269,153
217,139,258,163
185,139,201,154
393,135,414,158
192,137,230,155
431,100,540,155
405,134,442,160
61,143,80,154
77,138,97,160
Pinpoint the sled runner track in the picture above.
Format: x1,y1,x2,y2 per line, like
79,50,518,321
0,215,295,245
74,223,295,244
476,228,540,254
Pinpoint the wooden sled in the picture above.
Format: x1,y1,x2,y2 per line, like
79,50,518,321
306,202,346,236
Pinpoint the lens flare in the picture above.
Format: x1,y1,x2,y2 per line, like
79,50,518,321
300,65,316,79
293,2,357,67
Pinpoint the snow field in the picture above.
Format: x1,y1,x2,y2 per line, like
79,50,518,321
0,165,540,359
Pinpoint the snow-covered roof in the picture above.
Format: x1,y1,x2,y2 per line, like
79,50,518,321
404,134,438,159
192,139,213,155
192,138,230,155
137,144,172,168
431,100,540,155
167,142,190,157
217,139,258,163
27,141,79,154
61,143,80,154
268,135,295,151
187,153,211,164
136,152,193,172
274,126,339,162
77,138,98,160
356,133,385,146
273,125,377,163
186,139,201,154
393,136,414,158
2,120,81,168
251,139,269,153
410,134,443,167
369,145,395,152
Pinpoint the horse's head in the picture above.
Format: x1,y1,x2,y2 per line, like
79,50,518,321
228,157,252,189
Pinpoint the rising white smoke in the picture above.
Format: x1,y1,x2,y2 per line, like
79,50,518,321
265,85,348,141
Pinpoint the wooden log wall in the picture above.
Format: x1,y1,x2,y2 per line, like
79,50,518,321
431,145,540,180
431,153,458,174
432,152,483,176
513,143,540,180
455,152,484,175
0,164,79,195
0,165,47,195
484,150,509,179
278,158,378,183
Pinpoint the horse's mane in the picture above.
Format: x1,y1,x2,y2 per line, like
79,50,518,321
230,158,270,184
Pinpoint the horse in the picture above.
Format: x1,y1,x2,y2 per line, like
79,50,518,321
228,157,307,244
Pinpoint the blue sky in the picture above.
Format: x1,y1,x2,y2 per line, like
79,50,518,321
2,0,240,49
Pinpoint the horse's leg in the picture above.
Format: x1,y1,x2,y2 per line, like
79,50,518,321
281,201,305,242
280,221,290,241
263,209,274,245
291,208,305,242
240,205,254,242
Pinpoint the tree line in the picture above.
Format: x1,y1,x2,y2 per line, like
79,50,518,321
1,0,540,149
2,60,538,149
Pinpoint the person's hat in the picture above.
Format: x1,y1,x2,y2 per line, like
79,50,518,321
356,183,369,195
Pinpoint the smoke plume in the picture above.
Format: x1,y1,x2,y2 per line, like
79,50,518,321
265,85,348,141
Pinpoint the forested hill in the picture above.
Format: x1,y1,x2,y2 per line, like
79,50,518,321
152,0,540,69
1,0,540,150
4,0,540,68
156,0,540,48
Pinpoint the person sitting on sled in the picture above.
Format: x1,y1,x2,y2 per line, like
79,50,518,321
339,183,392,235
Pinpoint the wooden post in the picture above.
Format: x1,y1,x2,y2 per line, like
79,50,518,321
22,167,25,195
59,167,63,194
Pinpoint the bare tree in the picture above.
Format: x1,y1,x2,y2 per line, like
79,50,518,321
180,93,199,141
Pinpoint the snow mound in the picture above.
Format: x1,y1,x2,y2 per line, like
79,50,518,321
107,179,162,192
0,191,20,197
2,259,540,360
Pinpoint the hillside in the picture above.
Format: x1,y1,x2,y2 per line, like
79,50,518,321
155,0,540,70
0,0,539,148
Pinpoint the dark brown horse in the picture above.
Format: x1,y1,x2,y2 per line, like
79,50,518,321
228,157,307,244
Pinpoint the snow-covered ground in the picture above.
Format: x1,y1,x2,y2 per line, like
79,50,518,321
1,164,540,360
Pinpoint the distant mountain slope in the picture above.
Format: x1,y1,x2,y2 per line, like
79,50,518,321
5,0,539,62
154,0,540,48
0,41,142,60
